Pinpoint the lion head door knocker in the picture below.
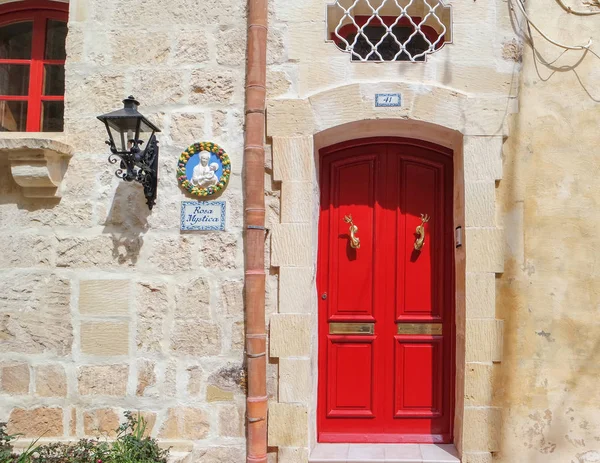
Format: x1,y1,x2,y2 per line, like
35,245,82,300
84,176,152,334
414,214,430,251
344,214,361,249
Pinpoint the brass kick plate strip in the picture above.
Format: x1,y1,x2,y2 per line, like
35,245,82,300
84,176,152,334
397,323,443,335
329,323,375,335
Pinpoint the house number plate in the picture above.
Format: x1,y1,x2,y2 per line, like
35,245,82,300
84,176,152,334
375,93,402,107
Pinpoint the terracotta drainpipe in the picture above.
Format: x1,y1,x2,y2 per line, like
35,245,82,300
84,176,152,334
244,1,268,462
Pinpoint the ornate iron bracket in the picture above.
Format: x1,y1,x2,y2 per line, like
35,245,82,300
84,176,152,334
106,133,159,210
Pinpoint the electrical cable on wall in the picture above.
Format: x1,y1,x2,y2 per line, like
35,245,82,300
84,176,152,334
556,0,600,16
510,0,593,50
510,0,600,100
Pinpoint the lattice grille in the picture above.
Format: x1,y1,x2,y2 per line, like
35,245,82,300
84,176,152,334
327,0,452,62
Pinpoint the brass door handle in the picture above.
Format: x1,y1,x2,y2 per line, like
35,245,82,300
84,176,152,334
344,214,361,249
414,214,430,251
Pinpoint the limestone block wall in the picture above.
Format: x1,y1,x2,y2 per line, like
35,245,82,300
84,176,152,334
266,99,508,463
0,0,283,460
265,0,521,461
7,0,598,462
267,0,522,101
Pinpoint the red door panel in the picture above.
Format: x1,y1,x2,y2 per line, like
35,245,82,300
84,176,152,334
318,138,454,444
399,161,442,321
328,155,378,321
393,336,443,418
327,336,376,418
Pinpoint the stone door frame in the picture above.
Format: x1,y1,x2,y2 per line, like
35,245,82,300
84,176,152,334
267,83,506,463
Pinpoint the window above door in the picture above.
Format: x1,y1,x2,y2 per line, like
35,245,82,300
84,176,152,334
327,0,452,62
0,0,68,132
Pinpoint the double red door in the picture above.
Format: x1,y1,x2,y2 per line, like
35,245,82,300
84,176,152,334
317,138,454,443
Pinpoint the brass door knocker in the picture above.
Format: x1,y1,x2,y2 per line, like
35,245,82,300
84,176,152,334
344,214,361,249
414,214,430,251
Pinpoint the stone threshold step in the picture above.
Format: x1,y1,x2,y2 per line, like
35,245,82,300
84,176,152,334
309,443,460,463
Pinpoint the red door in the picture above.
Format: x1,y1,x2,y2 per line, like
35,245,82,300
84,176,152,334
317,138,455,443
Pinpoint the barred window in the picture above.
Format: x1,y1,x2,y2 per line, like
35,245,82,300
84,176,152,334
327,0,452,62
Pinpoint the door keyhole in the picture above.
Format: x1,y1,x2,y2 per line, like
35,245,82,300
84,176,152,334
321,293,327,300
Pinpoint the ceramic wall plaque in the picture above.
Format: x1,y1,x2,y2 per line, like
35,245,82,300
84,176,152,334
177,142,231,197
375,93,402,107
180,201,226,231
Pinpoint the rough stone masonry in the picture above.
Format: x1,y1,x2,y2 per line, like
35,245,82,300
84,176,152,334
0,0,281,461
1,0,600,462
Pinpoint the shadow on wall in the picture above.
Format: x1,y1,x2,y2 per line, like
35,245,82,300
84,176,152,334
101,181,151,265
0,156,148,267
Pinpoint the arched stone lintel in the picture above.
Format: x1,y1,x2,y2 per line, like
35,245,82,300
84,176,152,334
267,82,511,139
314,118,463,153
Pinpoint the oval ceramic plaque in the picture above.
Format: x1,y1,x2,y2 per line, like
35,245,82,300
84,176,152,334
177,141,231,197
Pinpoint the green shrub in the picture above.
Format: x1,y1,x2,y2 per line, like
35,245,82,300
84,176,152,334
0,411,169,463
108,412,168,463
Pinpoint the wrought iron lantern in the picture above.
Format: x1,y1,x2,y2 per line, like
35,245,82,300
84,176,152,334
97,96,161,210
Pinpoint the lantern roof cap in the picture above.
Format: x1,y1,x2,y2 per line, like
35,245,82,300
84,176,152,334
97,96,161,133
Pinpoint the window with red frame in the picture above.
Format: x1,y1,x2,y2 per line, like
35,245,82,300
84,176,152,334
0,1,68,132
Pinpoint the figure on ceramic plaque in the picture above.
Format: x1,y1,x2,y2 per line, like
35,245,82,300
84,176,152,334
177,141,231,197
191,151,219,188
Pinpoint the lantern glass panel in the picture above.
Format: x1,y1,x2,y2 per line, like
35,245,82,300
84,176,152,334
98,97,160,153
105,117,140,134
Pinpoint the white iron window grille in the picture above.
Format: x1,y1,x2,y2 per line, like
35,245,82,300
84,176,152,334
326,0,452,62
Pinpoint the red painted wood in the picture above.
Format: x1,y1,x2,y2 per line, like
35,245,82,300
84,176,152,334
317,138,454,443
393,336,443,418
0,59,66,67
327,151,381,322
0,3,67,132
0,94,63,101
0,1,68,15
27,11,46,131
326,336,376,418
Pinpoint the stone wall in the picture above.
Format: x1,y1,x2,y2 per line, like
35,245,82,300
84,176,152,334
266,0,521,100
1,0,597,462
497,0,600,462
0,0,271,460
265,0,520,462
